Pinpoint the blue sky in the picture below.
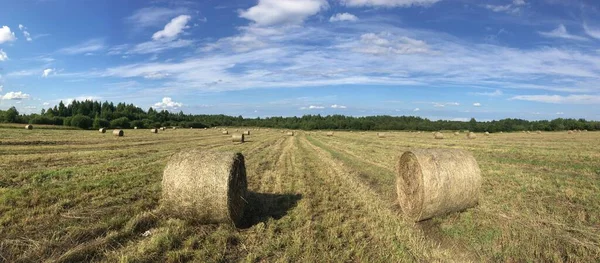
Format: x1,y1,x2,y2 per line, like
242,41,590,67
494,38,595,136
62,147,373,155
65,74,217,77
1,0,599,121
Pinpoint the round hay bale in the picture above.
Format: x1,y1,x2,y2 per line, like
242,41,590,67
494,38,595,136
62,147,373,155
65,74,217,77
377,132,386,138
243,130,250,135
500,131,503,134
161,127,166,131
25,125,33,130
526,131,531,134
162,150,247,226
134,126,138,130
453,132,459,136
485,132,490,136
172,127,177,130
467,132,476,139
99,128,106,133
536,130,542,134
232,134,245,143
286,131,294,136
568,130,573,134
113,129,124,137
326,132,334,137
433,132,444,139
396,149,482,222
151,128,158,133
222,130,229,135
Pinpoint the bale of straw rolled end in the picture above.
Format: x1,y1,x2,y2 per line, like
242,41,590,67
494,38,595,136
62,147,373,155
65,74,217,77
162,150,247,226
467,132,476,139
243,130,250,135
287,131,294,136
377,132,386,138
25,125,33,130
113,129,124,137
232,134,245,143
151,128,158,133
99,128,106,133
434,132,444,139
326,132,334,137
396,149,482,222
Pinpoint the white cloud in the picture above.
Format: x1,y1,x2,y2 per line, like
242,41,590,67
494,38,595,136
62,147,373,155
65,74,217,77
583,23,600,40
144,72,170,79
126,7,189,29
473,102,481,107
513,0,526,6
42,68,55,77
61,96,102,104
484,0,524,14
330,13,358,22
0,49,7,61
341,0,440,7
300,105,325,110
0,85,3,92
154,97,183,110
18,24,24,31
130,39,193,54
432,102,459,108
355,32,430,55
24,106,37,109
0,26,16,44
472,89,503,96
413,107,420,111
2,91,30,100
539,24,587,41
556,112,564,115
239,0,328,26
59,39,106,54
18,24,32,41
331,104,347,108
152,15,191,40
43,102,50,106
511,94,600,104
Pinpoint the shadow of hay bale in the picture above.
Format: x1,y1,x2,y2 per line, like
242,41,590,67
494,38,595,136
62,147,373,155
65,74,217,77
238,192,302,229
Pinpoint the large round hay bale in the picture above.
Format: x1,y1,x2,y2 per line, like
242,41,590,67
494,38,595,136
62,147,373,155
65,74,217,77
286,131,294,136
453,132,459,136
134,126,138,130
232,134,245,143
113,129,124,137
396,149,482,222
243,130,250,135
99,128,106,133
222,130,229,135
484,132,490,136
377,132,386,138
326,132,334,137
162,150,247,226
568,130,573,134
25,125,33,130
467,132,476,139
434,132,443,139
151,128,158,133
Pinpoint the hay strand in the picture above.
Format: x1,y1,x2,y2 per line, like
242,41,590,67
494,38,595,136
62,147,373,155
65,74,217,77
161,150,247,226
396,149,482,221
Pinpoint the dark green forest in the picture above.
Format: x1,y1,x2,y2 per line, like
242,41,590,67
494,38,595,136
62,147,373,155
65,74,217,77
0,100,598,132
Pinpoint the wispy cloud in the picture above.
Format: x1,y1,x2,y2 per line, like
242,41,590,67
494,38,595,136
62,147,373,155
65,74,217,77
583,22,600,40
484,0,526,14
59,39,106,55
471,89,503,96
152,15,191,41
538,24,587,41
473,102,481,107
42,68,55,77
330,13,358,22
341,0,440,8
126,7,189,29
0,49,7,61
300,105,325,110
511,94,600,104
331,104,347,109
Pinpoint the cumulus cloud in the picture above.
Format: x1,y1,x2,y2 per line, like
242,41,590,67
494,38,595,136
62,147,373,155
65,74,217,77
511,94,600,104
239,0,328,26
59,39,106,54
0,26,16,44
152,15,191,40
538,24,587,41
330,13,358,22
331,104,347,108
154,97,183,110
42,68,55,77
341,0,440,7
473,102,481,107
355,32,430,55
0,49,7,61
2,91,30,100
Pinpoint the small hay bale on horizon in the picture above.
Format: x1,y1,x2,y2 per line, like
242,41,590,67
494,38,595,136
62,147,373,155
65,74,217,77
568,130,573,134
243,130,250,135
485,132,490,136
536,130,542,134
99,128,106,133
222,130,229,135
434,132,444,139
25,125,33,130
134,126,138,130
162,150,247,226
377,132,386,138
113,129,124,137
326,132,334,137
453,131,459,136
467,132,476,139
232,134,245,143
396,149,482,222
151,128,158,133
287,131,294,136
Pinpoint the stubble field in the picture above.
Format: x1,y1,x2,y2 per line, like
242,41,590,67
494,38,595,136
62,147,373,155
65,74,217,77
1,125,599,262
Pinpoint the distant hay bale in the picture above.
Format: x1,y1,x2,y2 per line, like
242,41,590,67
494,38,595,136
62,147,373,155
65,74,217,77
485,132,490,136
134,127,138,130
396,149,482,222
527,131,531,134
467,132,476,139
433,132,444,139
568,130,573,134
113,129,124,137
25,125,33,130
243,130,250,135
453,132,459,136
286,131,294,136
536,130,542,134
222,130,229,135
151,128,158,133
326,132,334,137
173,127,177,130
232,134,245,143
583,129,588,132
99,128,106,133
161,127,166,131
162,150,247,226
377,132,386,138
500,131,503,134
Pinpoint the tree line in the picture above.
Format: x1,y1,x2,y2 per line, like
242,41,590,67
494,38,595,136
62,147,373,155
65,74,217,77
0,100,598,132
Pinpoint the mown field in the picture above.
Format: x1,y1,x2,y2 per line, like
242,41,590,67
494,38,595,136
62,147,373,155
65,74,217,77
1,125,599,262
